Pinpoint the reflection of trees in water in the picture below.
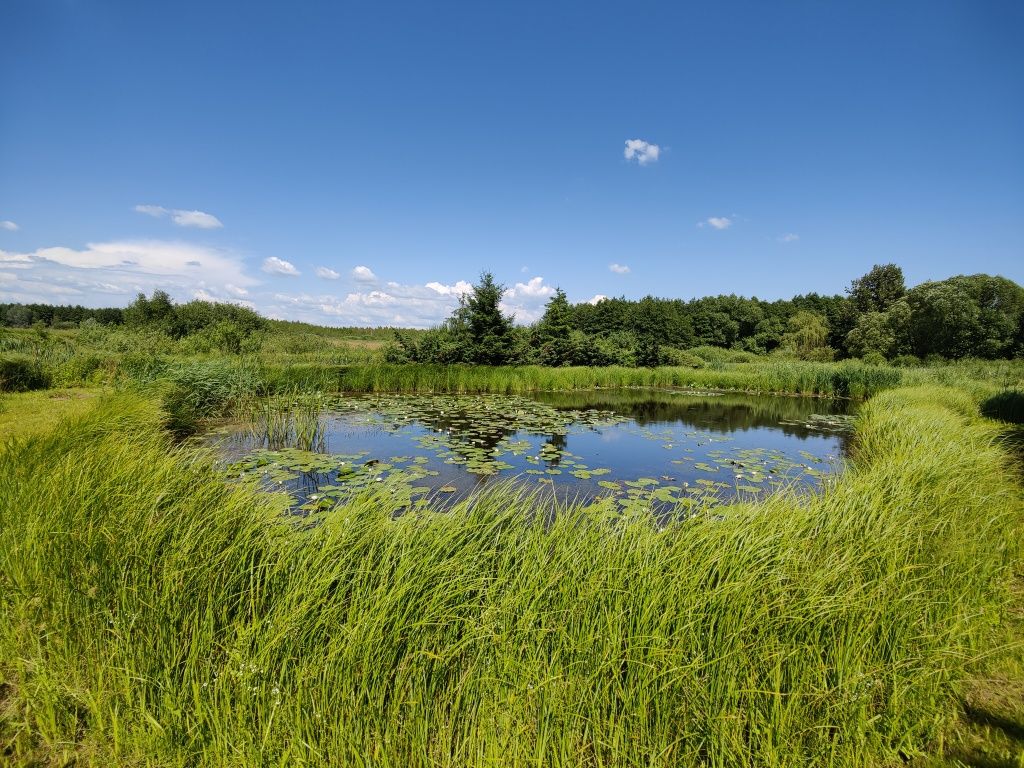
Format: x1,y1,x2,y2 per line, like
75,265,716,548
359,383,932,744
409,408,525,461
535,390,855,445
543,431,568,467
394,403,578,469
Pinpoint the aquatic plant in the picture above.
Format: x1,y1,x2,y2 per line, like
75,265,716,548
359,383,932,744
237,389,328,451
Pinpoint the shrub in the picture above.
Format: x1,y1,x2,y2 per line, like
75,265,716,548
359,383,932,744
661,347,704,368
50,353,108,387
160,360,267,437
0,354,50,392
892,354,922,368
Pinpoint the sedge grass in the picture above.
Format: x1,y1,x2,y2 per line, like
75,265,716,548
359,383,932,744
0,385,1021,766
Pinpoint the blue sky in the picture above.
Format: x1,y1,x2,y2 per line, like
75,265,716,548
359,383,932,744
1,1,1022,327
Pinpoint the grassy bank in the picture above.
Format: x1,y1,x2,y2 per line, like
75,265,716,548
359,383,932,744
1,384,1021,766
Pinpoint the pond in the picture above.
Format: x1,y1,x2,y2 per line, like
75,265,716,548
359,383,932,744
213,389,856,518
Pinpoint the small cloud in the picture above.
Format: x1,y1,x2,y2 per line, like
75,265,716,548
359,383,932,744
315,266,341,280
352,265,377,282
588,294,608,305
778,233,800,243
520,265,529,273
425,280,473,297
134,204,223,229
262,257,300,276
134,205,167,218
507,276,555,299
192,287,256,309
171,209,223,229
624,139,660,166
705,217,732,230
225,284,248,297
1,220,19,231
609,263,630,274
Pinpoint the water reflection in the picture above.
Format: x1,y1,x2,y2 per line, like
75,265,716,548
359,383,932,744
217,389,854,516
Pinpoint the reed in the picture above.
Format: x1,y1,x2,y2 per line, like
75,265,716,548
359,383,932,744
263,360,907,398
238,389,328,450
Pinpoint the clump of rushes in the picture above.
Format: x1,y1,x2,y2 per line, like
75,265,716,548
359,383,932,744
0,386,1020,766
238,388,327,450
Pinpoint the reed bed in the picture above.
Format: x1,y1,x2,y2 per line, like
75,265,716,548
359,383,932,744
1,386,1021,766
267,359,907,399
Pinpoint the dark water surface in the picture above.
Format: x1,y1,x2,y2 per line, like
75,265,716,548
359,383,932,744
215,389,855,516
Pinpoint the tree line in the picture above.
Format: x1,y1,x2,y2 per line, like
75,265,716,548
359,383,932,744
389,265,1024,365
4,265,1023,364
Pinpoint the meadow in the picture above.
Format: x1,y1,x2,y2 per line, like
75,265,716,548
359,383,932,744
2,321,1024,766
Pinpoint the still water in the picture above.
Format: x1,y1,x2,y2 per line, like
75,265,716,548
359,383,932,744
215,389,855,516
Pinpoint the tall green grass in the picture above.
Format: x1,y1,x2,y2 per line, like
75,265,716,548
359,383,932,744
268,360,905,398
1,385,1021,765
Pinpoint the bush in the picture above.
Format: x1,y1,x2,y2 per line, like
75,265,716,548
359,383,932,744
688,345,760,364
0,354,50,392
891,354,922,368
861,351,887,366
161,360,267,437
802,346,837,362
50,353,108,387
661,347,704,368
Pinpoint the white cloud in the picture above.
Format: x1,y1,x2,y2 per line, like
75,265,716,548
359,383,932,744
587,294,608,305
192,288,256,309
502,276,557,323
0,220,19,231
0,251,33,269
704,217,731,230
425,280,473,297
171,210,223,229
778,233,800,243
269,273,556,328
507,276,555,299
134,205,168,218
352,265,377,282
134,204,223,229
624,139,660,166
271,282,460,328
609,263,630,274
315,266,341,280
262,257,300,276
0,239,257,306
